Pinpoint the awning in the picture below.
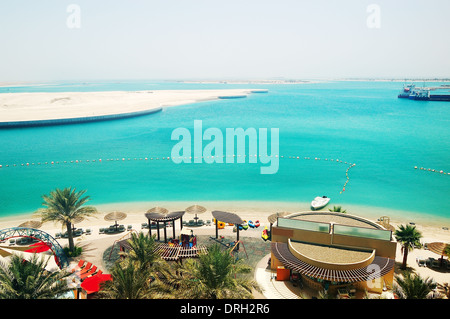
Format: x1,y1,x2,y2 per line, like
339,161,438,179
271,242,394,283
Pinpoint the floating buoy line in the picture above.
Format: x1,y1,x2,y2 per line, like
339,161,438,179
414,166,449,175
0,154,356,193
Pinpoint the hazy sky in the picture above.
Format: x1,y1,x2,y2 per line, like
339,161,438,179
1,0,449,82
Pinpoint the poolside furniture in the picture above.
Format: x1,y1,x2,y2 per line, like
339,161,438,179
188,220,196,227
71,260,86,273
416,257,426,267
80,266,98,280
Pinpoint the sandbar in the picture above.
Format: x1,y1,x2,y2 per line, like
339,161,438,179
0,89,256,123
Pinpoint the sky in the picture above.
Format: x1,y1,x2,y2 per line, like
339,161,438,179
0,0,449,82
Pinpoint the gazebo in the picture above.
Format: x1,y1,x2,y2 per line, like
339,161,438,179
144,210,185,243
211,210,244,250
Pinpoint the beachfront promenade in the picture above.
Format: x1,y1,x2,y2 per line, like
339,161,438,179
3,207,447,299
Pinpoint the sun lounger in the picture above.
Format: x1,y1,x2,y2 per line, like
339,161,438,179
86,229,91,235
118,225,125,232
127,225,132,230
80,266,98,280
188,220,196,227
141,223,148,229
9,239,15,246
71,260,86,272
416,257,426,267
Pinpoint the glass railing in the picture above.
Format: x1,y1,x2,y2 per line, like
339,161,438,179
333,224,392,241
277,218,330,233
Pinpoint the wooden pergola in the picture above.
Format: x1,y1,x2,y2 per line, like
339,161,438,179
211,210,244,250
144,210,185,243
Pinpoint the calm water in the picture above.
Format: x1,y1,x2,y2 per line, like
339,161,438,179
0,80,449,224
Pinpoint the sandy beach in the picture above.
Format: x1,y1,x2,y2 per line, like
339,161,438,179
1,200,449,289
0,89,255,122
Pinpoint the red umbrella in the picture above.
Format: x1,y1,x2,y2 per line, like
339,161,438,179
81,273,112,294
25,242,52,253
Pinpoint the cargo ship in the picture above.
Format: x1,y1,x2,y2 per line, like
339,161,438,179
398,84,450,101
398,84,415,98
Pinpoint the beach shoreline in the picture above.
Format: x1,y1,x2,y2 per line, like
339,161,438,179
2,199,449,238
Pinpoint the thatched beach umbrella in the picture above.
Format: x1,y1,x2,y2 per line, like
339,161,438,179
185,205,207,222
147,206,169,215
104,211,127,230
427,242,449,266
18,220,43,229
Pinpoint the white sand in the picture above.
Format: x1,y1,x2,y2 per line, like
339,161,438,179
0,89,254,122
1,200,449,287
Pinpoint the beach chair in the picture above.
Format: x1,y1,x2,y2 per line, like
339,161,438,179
206,220,211,226
416,257,426,267
80,266,98,280
118,225,125,232
99,228,105,234
141,223,148,229
77,262,92,274
9,239,15,246
188,220,196,227
127,225,132,231
197,219,204,226
55,232,61,239
71,260,86,273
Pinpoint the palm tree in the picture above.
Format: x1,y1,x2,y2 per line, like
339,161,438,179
394,224,422,270
34,187,98,252
119,232,163,271
328,206,347,213
0,254,72,299
97,261,153,299
393,271,441,299
168,244,257,299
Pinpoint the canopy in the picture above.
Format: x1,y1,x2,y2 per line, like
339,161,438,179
211,210,244,225
81,273,112,294
18,220,42,229
25,242,52,253
104,211,127,222
427,242,449,258
147,206,169,215
185,205,207,217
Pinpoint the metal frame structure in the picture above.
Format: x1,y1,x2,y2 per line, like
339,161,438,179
0,227,69,269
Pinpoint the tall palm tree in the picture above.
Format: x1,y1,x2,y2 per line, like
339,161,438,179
394,224,422,270
0,254,72,299
393,271,441,299
168,244,257,299
328,206,347,213
34,187,98,252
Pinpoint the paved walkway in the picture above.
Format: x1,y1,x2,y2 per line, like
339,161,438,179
254,254,302,299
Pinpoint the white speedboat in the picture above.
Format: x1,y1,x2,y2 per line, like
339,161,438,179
311,196,330,210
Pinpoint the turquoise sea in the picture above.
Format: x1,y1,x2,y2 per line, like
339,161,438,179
0,80,449,226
